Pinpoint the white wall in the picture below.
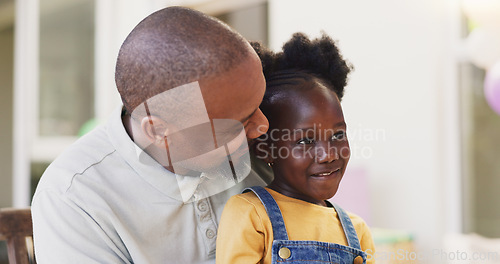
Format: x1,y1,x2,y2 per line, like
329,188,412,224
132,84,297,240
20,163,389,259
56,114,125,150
268,0,461,255
94,0,161,121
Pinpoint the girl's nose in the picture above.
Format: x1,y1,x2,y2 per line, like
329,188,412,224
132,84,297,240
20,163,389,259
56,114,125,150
316,143,337,163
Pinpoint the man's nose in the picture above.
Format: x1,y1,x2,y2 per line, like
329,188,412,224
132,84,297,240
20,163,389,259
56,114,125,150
245,108,269,140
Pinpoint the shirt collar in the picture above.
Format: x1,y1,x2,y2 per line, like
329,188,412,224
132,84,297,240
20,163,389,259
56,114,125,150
106,105,248,203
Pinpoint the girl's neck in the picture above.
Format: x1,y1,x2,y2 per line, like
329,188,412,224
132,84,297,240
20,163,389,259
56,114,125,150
267,182,328,207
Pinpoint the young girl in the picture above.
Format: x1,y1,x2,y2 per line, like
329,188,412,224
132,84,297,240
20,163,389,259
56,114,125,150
215,33,375,264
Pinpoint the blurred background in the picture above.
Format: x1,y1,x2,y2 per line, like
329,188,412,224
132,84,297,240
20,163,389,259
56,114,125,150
1,0,500,263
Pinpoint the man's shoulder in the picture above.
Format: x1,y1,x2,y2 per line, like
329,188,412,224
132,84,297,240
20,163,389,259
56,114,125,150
34,126,119,195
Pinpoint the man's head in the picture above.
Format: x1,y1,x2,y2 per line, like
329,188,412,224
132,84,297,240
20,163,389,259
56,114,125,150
117,7,247,110
116,6,268,175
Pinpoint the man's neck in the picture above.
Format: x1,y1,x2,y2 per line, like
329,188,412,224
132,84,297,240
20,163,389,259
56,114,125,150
121,112,135,142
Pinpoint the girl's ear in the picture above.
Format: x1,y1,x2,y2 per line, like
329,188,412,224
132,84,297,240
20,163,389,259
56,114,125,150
251,137,274,164
140,115,169,146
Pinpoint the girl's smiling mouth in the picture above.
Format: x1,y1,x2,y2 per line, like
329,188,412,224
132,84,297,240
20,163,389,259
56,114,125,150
310,168,341,178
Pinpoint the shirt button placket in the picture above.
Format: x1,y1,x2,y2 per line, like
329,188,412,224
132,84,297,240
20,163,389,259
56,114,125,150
206,229,216,239
194,196,218,256
197,200,208,212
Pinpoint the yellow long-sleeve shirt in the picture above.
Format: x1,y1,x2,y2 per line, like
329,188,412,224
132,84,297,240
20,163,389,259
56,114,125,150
216,188,375,264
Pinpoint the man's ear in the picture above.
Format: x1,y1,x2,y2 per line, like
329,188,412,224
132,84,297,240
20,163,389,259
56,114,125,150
140,115,169,146
251,138,274,164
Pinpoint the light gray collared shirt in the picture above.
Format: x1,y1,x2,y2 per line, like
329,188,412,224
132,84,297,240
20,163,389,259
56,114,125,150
32,106,273,264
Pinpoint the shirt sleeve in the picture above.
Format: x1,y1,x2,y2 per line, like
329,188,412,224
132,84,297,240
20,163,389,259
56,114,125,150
216,195,267,264
31,189,130,264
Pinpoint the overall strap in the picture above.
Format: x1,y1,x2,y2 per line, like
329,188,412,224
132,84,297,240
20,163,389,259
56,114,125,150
243,186,289,240
331,203,362,250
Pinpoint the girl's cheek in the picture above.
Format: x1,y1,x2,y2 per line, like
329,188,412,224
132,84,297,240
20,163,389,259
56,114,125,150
291,146,315,160
340,146,351,160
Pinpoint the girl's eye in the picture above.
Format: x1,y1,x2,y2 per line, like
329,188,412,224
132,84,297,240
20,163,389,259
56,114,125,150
297,138,315,145
331,131,346,141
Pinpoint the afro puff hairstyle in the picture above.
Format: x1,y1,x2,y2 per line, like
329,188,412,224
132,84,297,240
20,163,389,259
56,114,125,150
251,32,353,100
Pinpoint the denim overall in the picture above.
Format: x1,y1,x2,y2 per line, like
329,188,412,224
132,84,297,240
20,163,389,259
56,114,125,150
244,186,367,264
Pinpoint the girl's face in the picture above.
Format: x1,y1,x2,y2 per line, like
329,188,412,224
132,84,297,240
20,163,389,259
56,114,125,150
266,84,350,206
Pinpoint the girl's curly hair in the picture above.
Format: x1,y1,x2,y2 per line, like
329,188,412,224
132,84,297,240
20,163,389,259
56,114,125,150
251,32,353,100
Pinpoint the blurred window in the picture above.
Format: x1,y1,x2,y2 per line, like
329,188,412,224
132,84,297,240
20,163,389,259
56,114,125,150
460,20,500,238
39,0,95,136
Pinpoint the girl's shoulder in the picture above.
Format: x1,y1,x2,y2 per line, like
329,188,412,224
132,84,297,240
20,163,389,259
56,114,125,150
342,209,372,237
222,189,271,229
230,189,263,205
230,186,280,206
337,207,367,225
223,188,268,214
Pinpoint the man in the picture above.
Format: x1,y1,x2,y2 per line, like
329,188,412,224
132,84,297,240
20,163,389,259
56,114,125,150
32,6,271,263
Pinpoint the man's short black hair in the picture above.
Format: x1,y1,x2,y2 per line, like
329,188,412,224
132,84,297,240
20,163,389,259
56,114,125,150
115,6,252,114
